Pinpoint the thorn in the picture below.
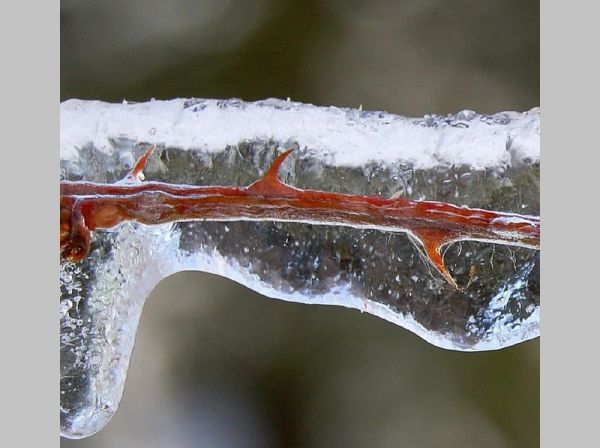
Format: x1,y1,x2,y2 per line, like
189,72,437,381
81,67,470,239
264,149,295,181
247,149,298,197
123,145,155,182
412,229,459,290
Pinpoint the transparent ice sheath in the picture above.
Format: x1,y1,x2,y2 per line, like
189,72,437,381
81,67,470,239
60,98,540,438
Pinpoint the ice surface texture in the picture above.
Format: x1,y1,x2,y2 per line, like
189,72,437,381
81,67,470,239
60,98,540,438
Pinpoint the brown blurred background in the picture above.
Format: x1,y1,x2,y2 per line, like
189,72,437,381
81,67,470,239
61,1,540,447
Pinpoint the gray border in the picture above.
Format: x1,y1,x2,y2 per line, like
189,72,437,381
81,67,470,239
541,1,597,446
3,0,58,446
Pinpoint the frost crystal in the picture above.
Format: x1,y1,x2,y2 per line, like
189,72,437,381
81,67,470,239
60,98,540,438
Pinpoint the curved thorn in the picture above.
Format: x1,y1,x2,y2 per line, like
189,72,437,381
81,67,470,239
263,148,295,182
424,241,459,290
412,229,459,289
247,149,298,197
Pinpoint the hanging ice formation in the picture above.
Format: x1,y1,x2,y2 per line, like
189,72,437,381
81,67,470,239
60,98,540,438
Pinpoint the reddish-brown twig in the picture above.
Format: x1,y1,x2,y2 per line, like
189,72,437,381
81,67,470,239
60,148,540,288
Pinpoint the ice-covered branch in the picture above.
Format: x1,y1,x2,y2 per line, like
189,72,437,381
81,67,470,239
60,98,540,438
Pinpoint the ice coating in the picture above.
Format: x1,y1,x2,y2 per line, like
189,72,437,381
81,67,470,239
60,98,540,438
60,98,539,171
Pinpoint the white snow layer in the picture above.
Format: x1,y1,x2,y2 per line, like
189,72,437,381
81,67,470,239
60,98,539,170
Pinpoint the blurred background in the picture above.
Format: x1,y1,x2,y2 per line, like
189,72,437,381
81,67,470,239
61,1,539,447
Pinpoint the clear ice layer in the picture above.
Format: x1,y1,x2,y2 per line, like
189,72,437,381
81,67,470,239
60,98,540,438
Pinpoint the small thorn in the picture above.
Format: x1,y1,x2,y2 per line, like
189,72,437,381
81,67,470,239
123,145,155,182
247,149,298,197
